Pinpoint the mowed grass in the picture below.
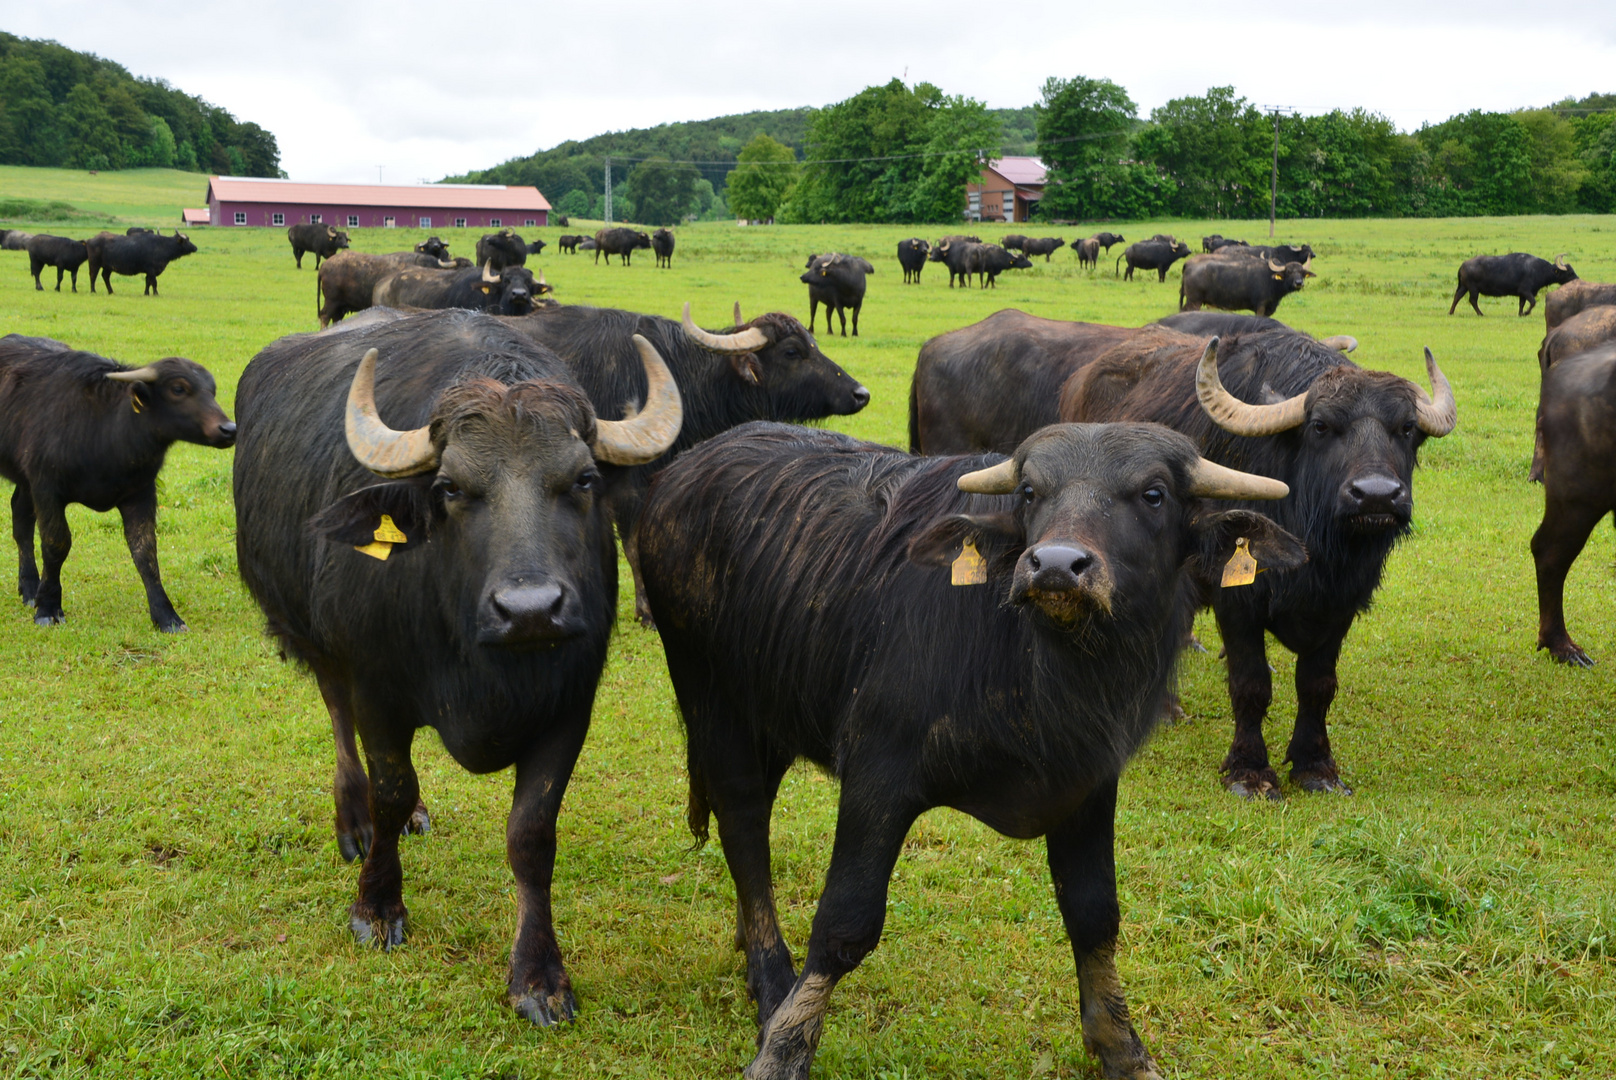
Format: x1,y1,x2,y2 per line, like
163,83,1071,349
0,166,208,225
2,185,1616,1078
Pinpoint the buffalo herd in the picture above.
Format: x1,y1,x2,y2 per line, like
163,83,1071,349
2,204,1611,1079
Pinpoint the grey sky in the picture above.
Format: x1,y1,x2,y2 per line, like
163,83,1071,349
6,1,1616,184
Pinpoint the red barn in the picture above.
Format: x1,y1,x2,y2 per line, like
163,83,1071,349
204,177,551,230
966,157,1046,223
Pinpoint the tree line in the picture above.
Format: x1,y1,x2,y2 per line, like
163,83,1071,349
0,33,281,177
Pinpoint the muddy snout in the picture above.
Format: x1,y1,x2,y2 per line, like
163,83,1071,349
1012,542,1113,622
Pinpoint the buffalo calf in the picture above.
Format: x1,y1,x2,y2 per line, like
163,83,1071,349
26,235,89,292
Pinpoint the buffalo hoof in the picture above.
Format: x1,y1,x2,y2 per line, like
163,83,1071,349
510,985,577,1027
1224,768,1283,801
1293,770,1353,795
33,611,65,627
337,822,374,863
1159,695,1186,725
349,905,406,950
156,619,188,634
1185,633,1208,654
1549,644,1596,668
405,800,431,836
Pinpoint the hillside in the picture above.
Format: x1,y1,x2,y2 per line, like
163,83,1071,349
0,166,207,226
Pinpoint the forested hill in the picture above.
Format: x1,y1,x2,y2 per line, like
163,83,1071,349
0,33,281,176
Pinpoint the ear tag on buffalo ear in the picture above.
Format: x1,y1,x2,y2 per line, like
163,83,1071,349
131,392,144,414
355,540,392,561
372,514,408,544
480,285,491,294
1221,538,1258,587
952,540,987,586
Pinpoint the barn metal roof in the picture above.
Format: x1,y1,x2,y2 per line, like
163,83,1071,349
205,176,551,211
989,157,1047,186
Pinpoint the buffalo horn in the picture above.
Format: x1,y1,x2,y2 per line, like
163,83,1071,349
1188,458,1289,500
1268,258,1286,273
106,365,161,383
327,226,336,238
1195,337,1308,436
592,335,684,465
1414,348,1457,437
1318,335,1358,353
681,301,767,353
437,259,456,269
1554,252,1568,270
956,457,1019,494
481,260,498,283
345,348,439,477
733,301,744,327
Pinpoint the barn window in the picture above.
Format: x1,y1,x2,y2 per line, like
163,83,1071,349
525,218,535,227
384,217,396,228
455,217,467,228
233,211,246,225
420,216,431,228
347,215,359,228
311,213,322,224
490,218,501,227
272,212,285,226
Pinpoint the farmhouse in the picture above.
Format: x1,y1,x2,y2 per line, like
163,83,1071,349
204,177,551,230
966,157,1046,223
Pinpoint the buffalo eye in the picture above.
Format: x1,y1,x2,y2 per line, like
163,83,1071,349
574,469,601,493
167,380,192,398
1311,419,1331,436
1141,486,1164,508
1018,482,1036,504
1401,418,1416,437
434,477,463,501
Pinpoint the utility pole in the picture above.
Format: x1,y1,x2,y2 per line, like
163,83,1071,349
377,165,384,184
603,156,612,224
1262,106,1294,238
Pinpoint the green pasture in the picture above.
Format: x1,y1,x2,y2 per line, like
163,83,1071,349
2,181,1615,1078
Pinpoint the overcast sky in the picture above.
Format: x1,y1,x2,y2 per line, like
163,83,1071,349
6,1,1616,184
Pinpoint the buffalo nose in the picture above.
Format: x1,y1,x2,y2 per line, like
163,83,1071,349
1348,476,1404,508
214,421,238,446
481,583,576,644
1027,544,1094,588
850,385,871,410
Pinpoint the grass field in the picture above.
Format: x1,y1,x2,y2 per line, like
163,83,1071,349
2,176,1616,1078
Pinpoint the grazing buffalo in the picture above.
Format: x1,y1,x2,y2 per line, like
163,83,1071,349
316,250,460,326
557,235,582,254
897,237,930,283
802,252,875,336
1450,253,1577,317
1,230,32,251
965,243,1033,288
527,238,547,257
652,228,675,268
594,227,652,265
1543,280,1616,331
25,234,89,292
1180,254,1314,317
232,310,683,1022
0,334,235,630
639,420,1301,1080
1000,233,1027,251
1060,330,1457,797
1075,237,1100,269
476,229,530,271
1022,236,1065,261
288,223,350,269
1091,232,1124,253
85,230,197,295
126,227,156,236
578,238,597,251
1117,238,1192,281
414,236,451,260
373,261,541,316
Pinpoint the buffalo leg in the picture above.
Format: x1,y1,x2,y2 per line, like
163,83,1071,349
1469,291,1483,316
68,267,78,292
30,259,43,290
318,667,374,861
506,714,591,1026
11,483,39,606
835,305,846,337
1217,612,1280,798
745,784,918,1080
348,719,419,948
1531,495,1607,667
1285,632,1351,794
28,491,71,626
146,274,158,296
117,490,185,632
55,266,66,292
806,297,818,334
1047,778,1162,1080
1448,282,1464,315
1522,294,1537,317
851,301,861,337
101,268,114,294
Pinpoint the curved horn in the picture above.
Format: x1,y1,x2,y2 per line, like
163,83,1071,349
327,226,337,238
733,301,744,327
592,335,683,465
106,365,161,383
957,457,1019,494
1555,252,1568,270
345,348,439,477
1195,337,1308,436
481,260,498,283
1414,348,1457,437
437,258,456,269
1188,458,1289,501
1268,258,1286,273
682,301,767,353
1318,335,1358,353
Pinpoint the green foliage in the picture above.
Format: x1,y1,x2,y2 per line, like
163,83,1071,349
628,157,699,226
0,32,281,176
554,188,590,219
1035,76,1143,221
726,133,798,222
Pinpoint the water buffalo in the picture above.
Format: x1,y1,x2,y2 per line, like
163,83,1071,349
414,236,451,260
0,334,235,630
1075,237,1100,269
288,223,350,269
1202,234,1246,252
2,230,34,250
1450,253,1577,317
897,237,930,283
965,243,1033,288
1157,311,1356,353
476,229,529,271
1180,254,1314,317
1091,232,1124,253
1543,280,1616,331
126,227,156,236
1060,330,1457,796
85,230,197,295
1214,242,1307,263
557,235,583,254
232,309,683,1022
652,228,675,268
1528,306,1616,481
594,227,651,266
25,234,89,292
1000,233,1027,251
316,250,463,326
1117,239,1192,282
929,238,980,288
802,252,874,336
373,261,542,316
1022,236,1065,261
638,420,1300,1080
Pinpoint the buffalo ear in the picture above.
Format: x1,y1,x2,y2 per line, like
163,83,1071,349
308,481,435,552
1188,509,1306,585
729,353,762,385
908,512,1023,570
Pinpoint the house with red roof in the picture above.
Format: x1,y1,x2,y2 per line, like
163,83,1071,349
966,157,1046,223
204,177,550,230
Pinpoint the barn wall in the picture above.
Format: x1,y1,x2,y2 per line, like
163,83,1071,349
212,203,547,228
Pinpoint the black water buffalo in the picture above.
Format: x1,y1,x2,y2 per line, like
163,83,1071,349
1000,233,1027,251
317,250,462,326
897,237,930,282
1203,234,1236,252
0,334,235,630
965,242,1033,288
25,234,88,292
527,238,547,256
503,302,867,625
1075,237,1100,269
373,262,541,316
639,420,1301,1080
85,230,197,295
126,227,156,236
1215,243,1311,265
1091,232,1124,252
929,238,979,288
557,235,583,254
1450,253,1577,317
652,228,675,268
232,309,683,1022
802,252,874,336
1117,238,1192,281
414,236,451,260
1180,253,1314,317
594,227,651,265
1022,236,1065,261
1060,330,1458,797
288,223,350,269
1543,279,1616,331
578,238,597,251
476,229,530,271
1,230,32,251
1539,305,1616,375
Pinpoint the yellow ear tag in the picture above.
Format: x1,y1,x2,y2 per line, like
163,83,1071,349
372,514,408,543
952,540,987,586
131,393,144,414
355,540,392,561
480,285,491,294
1221,538,1258,587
